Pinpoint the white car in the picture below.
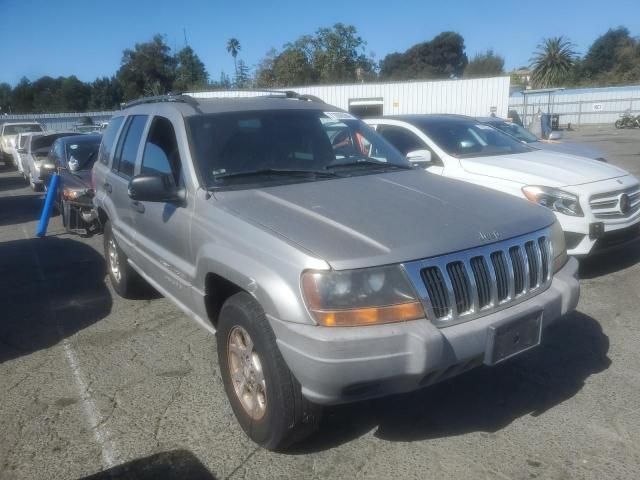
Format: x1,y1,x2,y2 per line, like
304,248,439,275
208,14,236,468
365,115,640,256
0,122,44,167
14,132,33,175
20,131,76,191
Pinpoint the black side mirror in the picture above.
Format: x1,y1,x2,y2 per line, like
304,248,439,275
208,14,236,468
128,174,184,203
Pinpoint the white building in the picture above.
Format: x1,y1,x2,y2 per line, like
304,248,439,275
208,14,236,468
189,76,511,119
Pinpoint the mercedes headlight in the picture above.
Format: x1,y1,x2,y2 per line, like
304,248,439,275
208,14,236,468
301,265,423,326
522,186,583,217
550,220,568,272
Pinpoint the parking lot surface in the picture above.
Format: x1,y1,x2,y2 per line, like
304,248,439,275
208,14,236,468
1,126,640,480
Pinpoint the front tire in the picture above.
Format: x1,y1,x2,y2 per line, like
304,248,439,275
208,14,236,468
217,292,321,450
615,120,623,129
103,220,144,298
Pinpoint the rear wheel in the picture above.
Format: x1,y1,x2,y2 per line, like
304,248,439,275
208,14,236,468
217,292,321,450
103,220,144,298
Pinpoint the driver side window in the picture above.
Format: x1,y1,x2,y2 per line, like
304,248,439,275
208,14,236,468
377,124,441,165
141,116,182,185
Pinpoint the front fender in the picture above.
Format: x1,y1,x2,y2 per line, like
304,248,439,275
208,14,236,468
195,245,307,322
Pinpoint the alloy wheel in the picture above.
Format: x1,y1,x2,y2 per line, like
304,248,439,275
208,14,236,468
227,326,267,420
107,237,121,283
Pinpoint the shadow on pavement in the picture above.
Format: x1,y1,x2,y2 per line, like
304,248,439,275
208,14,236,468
293,311,609,452
0,174,28,192
578,241,640,279
0,236,112,363
0,194,47,228
78,450,216,480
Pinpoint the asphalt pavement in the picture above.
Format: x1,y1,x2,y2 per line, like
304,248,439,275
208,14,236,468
1,126,640,480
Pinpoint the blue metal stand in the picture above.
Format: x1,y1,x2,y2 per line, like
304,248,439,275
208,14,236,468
36,173,60,238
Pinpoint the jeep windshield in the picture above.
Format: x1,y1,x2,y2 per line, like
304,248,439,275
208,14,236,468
187,110,411,188
415,118,534,158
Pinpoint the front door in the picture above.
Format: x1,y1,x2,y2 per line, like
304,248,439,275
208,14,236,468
130,115,195,308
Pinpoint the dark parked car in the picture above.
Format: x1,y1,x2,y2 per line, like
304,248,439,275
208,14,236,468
48,134,102,234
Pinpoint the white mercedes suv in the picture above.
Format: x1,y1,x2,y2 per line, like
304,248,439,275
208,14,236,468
366,115,640,256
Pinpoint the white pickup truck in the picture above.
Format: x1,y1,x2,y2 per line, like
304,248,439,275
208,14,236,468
366,115,640,256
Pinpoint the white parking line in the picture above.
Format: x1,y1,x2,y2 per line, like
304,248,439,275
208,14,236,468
20,223,119,468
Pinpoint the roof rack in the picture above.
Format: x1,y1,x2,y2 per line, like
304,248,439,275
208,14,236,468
185,89,326,103
122,93,202,112
122,90,326,112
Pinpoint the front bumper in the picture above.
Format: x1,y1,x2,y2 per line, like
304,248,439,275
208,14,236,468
270,257,579,405
558,213,640,256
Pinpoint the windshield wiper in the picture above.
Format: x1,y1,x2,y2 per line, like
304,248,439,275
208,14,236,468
213,168,341,181
326,157,411,170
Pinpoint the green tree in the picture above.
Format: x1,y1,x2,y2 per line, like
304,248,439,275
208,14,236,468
89,76,123,110
573,27,640,85
234,59,251,88
254,24,376,87
31,76,63,112
307,23,376,83
464,49,505,78
0,83,11,114
174,46,209,91
117,34,176,100
380,32,468,80
582,27,632,76
529,36,577,88
226,38,241,77
611,40,640,83
271,47,316,86
60,75,91,111
254,48,278,87
11,77,34,113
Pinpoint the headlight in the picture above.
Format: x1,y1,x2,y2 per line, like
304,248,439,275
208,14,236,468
550,220,568,272
63,188,90,201
522,186,583,217
301,265,424,326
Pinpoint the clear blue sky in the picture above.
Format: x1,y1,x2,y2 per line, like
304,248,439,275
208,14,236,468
1,0,639,86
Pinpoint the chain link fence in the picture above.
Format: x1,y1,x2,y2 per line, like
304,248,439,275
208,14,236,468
509,88,640,128
0,111,114,131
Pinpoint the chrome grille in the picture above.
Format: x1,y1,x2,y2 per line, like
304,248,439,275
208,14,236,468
589,185,640,219
447,261,472,315
403,228,553,327
421,267,449,319
470,257,491,309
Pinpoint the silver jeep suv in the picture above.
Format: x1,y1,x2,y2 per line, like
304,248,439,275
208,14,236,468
92,93,580,449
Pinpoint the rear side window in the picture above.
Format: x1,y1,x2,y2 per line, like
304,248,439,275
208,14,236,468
113,115,148,178
98,116,124,165
141,117,182,185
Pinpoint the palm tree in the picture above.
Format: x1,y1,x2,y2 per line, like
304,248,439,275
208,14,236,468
529,36,577,88
226,38,241,77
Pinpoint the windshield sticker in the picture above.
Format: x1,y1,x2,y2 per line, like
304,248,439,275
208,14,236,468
476,124,494,130
324,111,357,121
69,144,79,149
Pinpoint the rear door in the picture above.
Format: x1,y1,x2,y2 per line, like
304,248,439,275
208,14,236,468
106,115,148,259
130,115,195,307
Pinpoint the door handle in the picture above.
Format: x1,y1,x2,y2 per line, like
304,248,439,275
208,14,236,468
103,182,112,194
130,200,145,214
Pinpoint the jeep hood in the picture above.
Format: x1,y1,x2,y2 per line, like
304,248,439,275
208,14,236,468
461,150,627,188
214,170,555,270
